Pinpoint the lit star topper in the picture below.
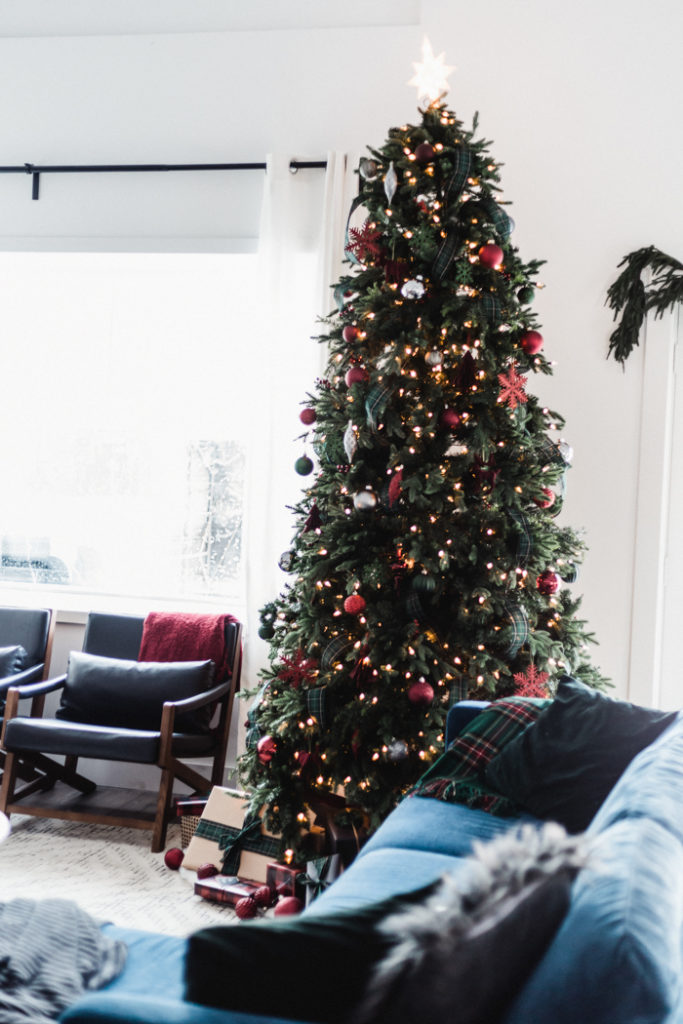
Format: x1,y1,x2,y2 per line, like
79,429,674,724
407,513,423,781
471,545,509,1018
408,37,455,107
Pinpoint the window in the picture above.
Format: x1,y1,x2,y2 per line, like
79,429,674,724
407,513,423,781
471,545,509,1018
0,251,261,604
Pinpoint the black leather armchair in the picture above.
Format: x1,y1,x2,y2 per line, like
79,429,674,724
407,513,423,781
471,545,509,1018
0,611,242,852
0,606,55,710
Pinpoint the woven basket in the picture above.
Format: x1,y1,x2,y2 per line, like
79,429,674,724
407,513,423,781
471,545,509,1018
180,815,201,849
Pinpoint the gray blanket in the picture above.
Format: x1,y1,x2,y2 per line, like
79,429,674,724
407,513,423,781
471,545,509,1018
0,898,127,1024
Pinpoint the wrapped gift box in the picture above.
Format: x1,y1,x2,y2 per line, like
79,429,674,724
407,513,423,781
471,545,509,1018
299,854,342,906
194,875,261,907
183,787,280,883
173,796,210,849
266,861,303,900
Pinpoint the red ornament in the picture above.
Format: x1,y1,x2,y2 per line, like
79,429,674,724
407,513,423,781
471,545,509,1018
342,325,360,344
478,244,504,269
196,862,218,879
407,680,435,707
253,884,277,909
536,570,560,595
256,735,277,764
414,141,435,163
163,847,184,870
299,407,316,425
345,366,368,387
440,408,461,430
520,330,544,355
274,896,304,917
343,594,366,615
533,487,555,509
235,896,259,920
497,365,528,410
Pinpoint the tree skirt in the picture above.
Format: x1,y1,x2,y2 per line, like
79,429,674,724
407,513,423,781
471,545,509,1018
0,816,236,936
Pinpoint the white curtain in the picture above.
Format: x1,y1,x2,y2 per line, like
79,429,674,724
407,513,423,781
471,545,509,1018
238,152,359,745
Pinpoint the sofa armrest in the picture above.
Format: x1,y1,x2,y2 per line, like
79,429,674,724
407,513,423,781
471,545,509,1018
60,992,302,1024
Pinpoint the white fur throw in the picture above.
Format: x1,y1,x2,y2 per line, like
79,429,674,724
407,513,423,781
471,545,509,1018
351,822,592,1024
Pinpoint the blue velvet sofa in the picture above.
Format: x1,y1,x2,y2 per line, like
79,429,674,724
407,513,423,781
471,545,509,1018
60,700,683,1024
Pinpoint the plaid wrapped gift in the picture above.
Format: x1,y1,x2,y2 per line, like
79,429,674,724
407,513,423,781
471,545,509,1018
183,787,280,883
194,876,261,907
298,854,342,906
266,862,304,901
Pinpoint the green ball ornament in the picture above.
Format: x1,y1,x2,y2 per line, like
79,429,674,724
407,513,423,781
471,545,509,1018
518,286,536,305
258,624,275,640
295,455,314,476
412,573,437,594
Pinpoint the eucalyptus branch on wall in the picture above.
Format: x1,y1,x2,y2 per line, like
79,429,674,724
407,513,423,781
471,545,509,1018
606,246,683,364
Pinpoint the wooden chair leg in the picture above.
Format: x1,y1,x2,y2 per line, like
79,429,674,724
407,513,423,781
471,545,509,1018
152,765,176,853
0,749,19,816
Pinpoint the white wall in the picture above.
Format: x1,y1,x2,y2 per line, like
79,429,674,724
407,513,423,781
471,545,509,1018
1,0,682,699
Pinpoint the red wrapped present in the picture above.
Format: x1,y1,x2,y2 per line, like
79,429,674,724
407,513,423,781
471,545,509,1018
266,861,303,900
194,876,261,907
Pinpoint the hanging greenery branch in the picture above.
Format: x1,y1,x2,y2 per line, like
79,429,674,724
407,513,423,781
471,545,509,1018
606,246,683,365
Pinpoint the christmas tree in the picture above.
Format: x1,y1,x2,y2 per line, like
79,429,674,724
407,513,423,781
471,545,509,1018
239,53,606,859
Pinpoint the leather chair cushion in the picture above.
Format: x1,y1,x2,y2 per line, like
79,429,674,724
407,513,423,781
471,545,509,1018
0,644,27,678
56,652,216,734
4,717,215,762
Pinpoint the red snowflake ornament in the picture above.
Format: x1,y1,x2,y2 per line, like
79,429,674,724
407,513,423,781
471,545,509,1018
497,365,528,410
276,649,318,690
513,663,550,698
346,220,383,264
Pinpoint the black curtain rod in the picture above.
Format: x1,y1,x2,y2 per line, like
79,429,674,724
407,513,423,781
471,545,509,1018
0,159,327,200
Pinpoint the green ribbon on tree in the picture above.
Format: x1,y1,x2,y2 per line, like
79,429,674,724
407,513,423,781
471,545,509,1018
503,600,529,657
443,144,472,203
433,232,461,281
480,198,513,240
343,193,369,267
245,683,270,750
509,509,532,567
537,436,566,468
366,382,393,431
480,293,502,323
306,685,329,728
406,592,427,622
321,635,355,670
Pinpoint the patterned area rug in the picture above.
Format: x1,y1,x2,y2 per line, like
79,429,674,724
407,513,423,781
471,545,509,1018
0,815,236,936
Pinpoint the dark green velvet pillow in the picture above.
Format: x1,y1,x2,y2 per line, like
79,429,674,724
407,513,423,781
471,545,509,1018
484,676,677,832
185,884,439,1024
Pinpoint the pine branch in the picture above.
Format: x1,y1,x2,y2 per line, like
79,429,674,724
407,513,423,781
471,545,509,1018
606,245,683,364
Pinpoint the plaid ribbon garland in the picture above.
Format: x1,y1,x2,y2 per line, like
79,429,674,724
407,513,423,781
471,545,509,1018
509,509,532,567
406,592,426,621
448,673,469,706
306,685,329,728
244,683,269,750
444,144,472,203
365,382,393,431
343,193,368,266
321,635,355,669
503,600,529,657
537,436,566,468
433,231,461,281
480,293,502,323
195,815,280,876
480,198,513,239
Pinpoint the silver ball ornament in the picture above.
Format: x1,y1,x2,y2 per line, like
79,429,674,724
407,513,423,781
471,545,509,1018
353,490,378,512
401,278,426,300
387,739,409,762
359,158,380,182
425,350,443,367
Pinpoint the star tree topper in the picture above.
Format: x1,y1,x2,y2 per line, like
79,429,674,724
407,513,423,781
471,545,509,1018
408,37,455,107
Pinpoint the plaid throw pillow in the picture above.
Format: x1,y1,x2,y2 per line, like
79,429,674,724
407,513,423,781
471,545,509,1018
450,697,551,775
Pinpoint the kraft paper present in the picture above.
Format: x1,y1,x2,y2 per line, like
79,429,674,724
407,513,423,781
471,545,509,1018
183,787,280,883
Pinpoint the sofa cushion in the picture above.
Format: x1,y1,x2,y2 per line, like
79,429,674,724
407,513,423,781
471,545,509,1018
357,793,527,863
0,644,27,678
502,816,683,1024
56,652,216,734
484,675,676,832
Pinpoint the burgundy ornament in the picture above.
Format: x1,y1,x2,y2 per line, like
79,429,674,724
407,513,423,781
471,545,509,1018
407,679,435,707
235,896,259,920
440,407,461,430
196,863,218,879
414,141,435,163
478,244,504,269
253,884,277,908
256,735,277,764
536,570,560,595
345,366,369,387
164,847,184,870
274,896,304,917
343,594,366,615
533,487,555,509
342,325,360,344
299,407,316,425
520,330,544,355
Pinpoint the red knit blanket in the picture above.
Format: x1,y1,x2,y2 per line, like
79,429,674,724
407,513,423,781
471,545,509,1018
138,612,239,684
